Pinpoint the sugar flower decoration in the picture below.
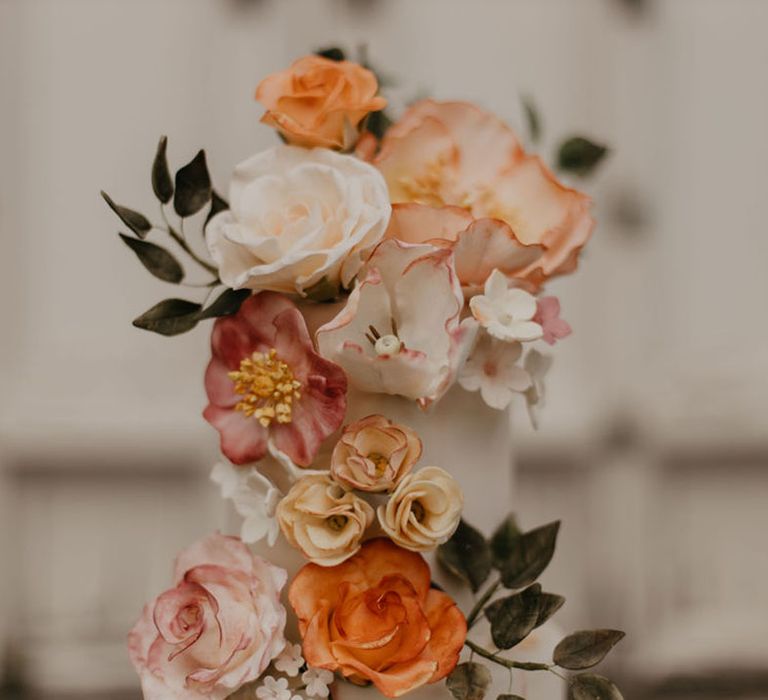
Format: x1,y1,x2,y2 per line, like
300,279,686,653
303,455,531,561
204,291,347,467
302,668,335,698
316,239,477,408
274,643,305,677
459,334,532,410
206,145,391,296
256,676,293,700
524,348,553,429
330,414,422,492
533,296,572,345
276,473,374,566
378,466,463,551
469,269,543,342
211,462,281,546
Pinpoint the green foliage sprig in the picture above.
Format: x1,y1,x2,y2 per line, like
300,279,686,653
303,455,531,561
102,136,250,336
439,515,625,700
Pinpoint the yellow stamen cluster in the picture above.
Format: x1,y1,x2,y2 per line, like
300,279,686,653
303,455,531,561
368,452,390,476
397,157,451,207
228,349,301,427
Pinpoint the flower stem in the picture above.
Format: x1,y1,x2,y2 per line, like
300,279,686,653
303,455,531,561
467,577,501,628
464,640,552,672
158,205,220,277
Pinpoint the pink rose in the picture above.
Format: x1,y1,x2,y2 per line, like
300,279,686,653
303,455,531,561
128,534,287,700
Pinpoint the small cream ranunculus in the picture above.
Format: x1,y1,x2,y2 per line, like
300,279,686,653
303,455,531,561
276,474,374,566
377,466,463,552
206,145,391,295
330,414,422,492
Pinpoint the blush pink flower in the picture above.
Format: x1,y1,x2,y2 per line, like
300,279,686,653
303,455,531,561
533,296,572,345
204,292,347,467
376,99,594,287
128,533,287,700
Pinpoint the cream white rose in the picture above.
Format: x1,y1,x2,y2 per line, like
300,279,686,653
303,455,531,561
276,473,374,566
206,145,391,295
377,466,463,552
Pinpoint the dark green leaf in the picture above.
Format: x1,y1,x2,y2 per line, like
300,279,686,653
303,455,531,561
535,593,565,629
485,584,541,649
521,95,541,144
304,276,341,302
446,662,492,700
554,630,626,670
198,288,250,320
152,135,174,204
366,109,393,141
491,513,522,568
557,137,609,177
101,191,151,238
499,521,560,590
437,519,492,593
316,47,345,62
174,150,211,217
205,189,229,226
132,298,202,336
119,234,184,283
498,696,526,700
569,674,624,700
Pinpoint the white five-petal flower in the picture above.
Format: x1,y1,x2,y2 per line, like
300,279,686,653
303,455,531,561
459,333,532,410
274,643,304,677
302,668,335,698
469,269,543,343
256,676,293,700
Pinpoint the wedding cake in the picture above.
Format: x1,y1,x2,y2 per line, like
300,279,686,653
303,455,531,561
105,50,624,700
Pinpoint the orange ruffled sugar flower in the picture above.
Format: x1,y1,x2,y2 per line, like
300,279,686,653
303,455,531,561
375,99,594,287
290,538,467,698
256,55,387,150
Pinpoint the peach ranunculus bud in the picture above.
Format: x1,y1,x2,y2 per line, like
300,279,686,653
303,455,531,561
128,533,287,700
330,414,422,492
276,473,374,566
378,466,463,551
290,538,467,698
255,55,387,150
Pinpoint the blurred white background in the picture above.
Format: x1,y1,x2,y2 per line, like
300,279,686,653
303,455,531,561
1,0,767,698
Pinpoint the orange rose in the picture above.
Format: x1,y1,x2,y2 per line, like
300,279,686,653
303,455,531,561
376,99,594,287
256,55,387,150
289,538,466,698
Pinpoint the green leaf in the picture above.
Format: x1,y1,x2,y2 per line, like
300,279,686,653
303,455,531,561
366,109,393,140
132,298,202,336
491,513,522,568
535,592,565,628
304,276,341,302
437,519,492,593
152,135,174,204
554,630,626,670
499,521,560,590
316,46,345,62
119,234,184,283
521,95,541,144
205,189,229,226
101,191,151,238
174,150,211,217
198,288,250,320
484,584,542,649
557,136,609,177
446,662,492,700
568,674,624,700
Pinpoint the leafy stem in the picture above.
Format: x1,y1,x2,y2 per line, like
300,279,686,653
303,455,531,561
157,204,219,278
466,577,501,628
463,639,551,672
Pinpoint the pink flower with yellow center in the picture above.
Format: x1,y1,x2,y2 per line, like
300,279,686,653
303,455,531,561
204,292,347,467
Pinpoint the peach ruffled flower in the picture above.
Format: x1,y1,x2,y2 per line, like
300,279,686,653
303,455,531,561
203,292,347,467
256,55,387,150
376,99,594,287
128,534,287,700
289,538,467,698
330,414,422,492
276,473,374,567
378,466,463,552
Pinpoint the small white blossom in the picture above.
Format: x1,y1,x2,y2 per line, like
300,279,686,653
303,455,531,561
459,332,532,410
524,348,553,429
256,676,292,700
469,269,542,343
274,643,304,677
211,462,281,546
302,668,335,698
